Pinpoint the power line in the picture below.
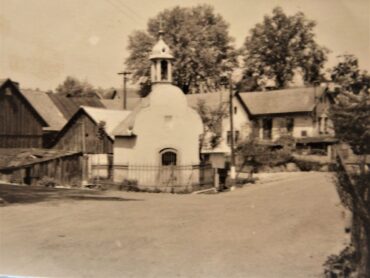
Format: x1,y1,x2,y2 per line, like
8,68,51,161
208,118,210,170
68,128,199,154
105,0,141,25
114,0,145,21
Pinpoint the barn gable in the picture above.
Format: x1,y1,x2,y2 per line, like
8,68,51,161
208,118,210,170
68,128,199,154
0,79,48,148
53,107,130,154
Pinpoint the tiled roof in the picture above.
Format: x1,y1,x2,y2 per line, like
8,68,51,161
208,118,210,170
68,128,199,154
80,106,132,140
48,94,105,119
22,89,67,131
238,87,325,116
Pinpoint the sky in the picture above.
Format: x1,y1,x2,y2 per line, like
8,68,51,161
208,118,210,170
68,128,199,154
0,0,369,90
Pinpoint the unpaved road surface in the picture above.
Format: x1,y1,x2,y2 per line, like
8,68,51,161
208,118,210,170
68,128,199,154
0,172,347,277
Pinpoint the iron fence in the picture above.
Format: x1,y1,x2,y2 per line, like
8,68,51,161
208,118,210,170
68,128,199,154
91,163,215,192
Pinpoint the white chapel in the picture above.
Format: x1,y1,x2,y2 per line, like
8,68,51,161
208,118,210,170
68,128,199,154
112,27,203,191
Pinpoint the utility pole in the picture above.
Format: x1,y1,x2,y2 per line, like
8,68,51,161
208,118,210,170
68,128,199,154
228,73,236,182
117,70,131,110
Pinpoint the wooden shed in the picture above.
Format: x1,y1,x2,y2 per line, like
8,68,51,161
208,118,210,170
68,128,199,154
0,79,48,148
53,106,130,154
52,107,131,180
0,148,83,186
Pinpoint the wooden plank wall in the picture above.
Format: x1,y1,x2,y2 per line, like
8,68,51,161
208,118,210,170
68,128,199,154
0,85,43,148
0,153,83,186
53,113,113,154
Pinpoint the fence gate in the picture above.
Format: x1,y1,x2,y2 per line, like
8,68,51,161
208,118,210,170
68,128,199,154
158,165,178,188
159,149,179,188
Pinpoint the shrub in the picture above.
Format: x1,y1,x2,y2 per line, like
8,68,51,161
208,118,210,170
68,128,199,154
265,149,293,166
38,177,59,188
275,134,296,149
310,148,327,156
294,159,322,171
323,245,356,277
236,177,256,185
119,179,140,192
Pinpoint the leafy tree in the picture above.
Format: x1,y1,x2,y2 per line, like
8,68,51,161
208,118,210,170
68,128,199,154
327,57,370,276
235,137,266,179
331,54,370,95
125,5,237,96
195,99,228,150
55,76,97,97
235,136,293,179
240,7,328,90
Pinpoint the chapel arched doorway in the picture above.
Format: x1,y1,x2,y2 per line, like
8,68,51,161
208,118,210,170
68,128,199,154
159,148,178,188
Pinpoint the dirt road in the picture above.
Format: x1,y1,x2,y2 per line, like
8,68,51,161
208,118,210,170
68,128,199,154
0,172,347,277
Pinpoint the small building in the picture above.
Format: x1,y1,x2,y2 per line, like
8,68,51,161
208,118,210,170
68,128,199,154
0,78,108,149
237,86,337,156
0,148,83,186
186,85,337,166
0,79,48,148
112,29,204,192
186,90,252,168
53,106,131,179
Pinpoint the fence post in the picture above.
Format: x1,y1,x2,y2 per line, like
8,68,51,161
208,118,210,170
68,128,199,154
214,168,219,190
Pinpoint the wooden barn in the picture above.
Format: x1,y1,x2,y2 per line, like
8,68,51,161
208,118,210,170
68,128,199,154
0,79,48,148
22,90,107,147
53,106,130,153
52,106,131,179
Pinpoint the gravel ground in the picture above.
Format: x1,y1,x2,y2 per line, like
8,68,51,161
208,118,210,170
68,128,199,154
0,172,348,278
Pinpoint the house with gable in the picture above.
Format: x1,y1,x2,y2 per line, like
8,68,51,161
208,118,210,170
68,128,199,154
185,89,252,167
186,85,337,165
237,86,337,153
0,78,48,148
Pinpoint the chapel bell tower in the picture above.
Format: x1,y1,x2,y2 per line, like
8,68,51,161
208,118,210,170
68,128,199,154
149,23,174,84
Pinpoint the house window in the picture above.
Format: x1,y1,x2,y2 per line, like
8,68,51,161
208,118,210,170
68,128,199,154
319,116,329,134
227,131,232,145
234,106,237,114
262,118,273,140
227,130,240,145
301,130,307,137
324,118,328,134
286,118,294,134
235,130,240,143
161,150,177,166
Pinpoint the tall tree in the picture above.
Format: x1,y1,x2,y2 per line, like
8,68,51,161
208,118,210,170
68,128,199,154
331,54,370,95
125,5,237,96
55,76,97,97
326,56,370,276
195,100,228,150
240,7,328,90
